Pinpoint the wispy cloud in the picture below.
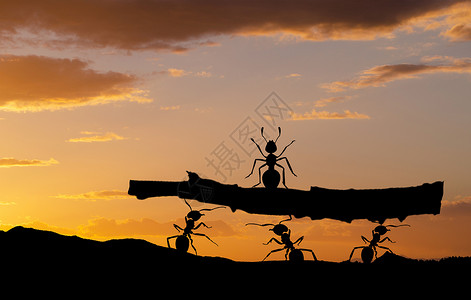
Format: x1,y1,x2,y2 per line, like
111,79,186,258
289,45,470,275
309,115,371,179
55,190,130,201
314,96,352,107
0,157,58,168
289,109,370,120
67,132,127,143
167,68,190,78
0,55,151,112
162,68,214,78
322,56,471,92
285,73,302,79
160,105,181,111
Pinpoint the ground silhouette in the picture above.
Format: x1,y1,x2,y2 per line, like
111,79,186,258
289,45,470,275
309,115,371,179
1,226,469,289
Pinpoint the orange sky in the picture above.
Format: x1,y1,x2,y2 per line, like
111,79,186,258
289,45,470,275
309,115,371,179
1,0,471,261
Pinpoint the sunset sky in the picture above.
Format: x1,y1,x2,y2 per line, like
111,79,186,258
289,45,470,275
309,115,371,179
1,0,471,262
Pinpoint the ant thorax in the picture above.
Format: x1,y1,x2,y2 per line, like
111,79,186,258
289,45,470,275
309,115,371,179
266,153,277,165
280,233,291,244
186,218,195,228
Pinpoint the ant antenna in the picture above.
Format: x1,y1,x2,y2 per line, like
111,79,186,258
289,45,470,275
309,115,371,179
275,127,281,143
386,224,410,228
260,127,268,143
245,222,275,227
199,206,226,212
279,215,292,223
245,215,292,227
184,198,192,211
185,199,225,213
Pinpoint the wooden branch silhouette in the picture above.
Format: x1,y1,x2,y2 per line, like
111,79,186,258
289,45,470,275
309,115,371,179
128,172,443,223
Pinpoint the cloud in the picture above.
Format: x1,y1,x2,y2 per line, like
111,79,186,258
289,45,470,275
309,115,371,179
289,109,370,120
322,56,471,92
77,217,238,238
55,190,130,201
161,68,213,78
439,2,471,41
0,0,467,51
314,96,352,107
285,73,302,79
0,157,58,168
167,68,190,78
195,71,212,78
160,105,181,111
67,131,127,143
441,196,471,217
0,55,151,112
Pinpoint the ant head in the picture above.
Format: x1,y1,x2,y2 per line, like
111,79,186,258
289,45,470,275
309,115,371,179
246,215,292,235
265,141,277,153
270,223,289,236
374,225,389,235
260,127,282,154
373,223,410,235
183,199,225,221
187,210,203,221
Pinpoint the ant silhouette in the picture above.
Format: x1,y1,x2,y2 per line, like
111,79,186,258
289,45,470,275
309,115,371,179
246,215,317,262
245,127,296,189
167,199,225,255
348,223,410,263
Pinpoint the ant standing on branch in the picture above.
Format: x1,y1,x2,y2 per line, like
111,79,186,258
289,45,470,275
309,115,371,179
167,199,225,255
246,127,297,189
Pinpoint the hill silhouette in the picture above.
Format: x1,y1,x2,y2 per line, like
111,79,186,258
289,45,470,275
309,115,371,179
1,226,469,288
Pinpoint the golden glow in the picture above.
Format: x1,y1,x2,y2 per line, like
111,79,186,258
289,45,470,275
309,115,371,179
1,0,470,262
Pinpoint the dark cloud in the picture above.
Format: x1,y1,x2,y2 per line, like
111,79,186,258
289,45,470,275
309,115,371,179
0,0,467,51
322,56,471,92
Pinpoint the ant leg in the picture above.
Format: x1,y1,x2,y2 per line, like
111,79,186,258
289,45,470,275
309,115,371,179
276,140,295,157
193,232,218,246
188,235,197,255
250,138,267,158
276,157,297,177
262,248,285,261
173,224,184,232
264,238,283,245
348,246,365,261
245,158,265,178
285,249,290,261
379,237,395,244
293,236,304,246
377,245,394,254
252,163,267,188
361,235,370,244
275,163,288,188
167,235,179,248
194,222,211,230
299,248,318,261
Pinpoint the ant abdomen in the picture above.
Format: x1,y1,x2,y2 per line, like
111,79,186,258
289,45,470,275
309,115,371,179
263,169,280,189
361,247,374,263
175,235,190,252
289,249,304,262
